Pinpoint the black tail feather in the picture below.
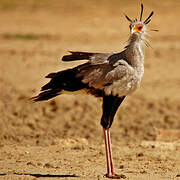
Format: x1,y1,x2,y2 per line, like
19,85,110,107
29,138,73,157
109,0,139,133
45,73,57,78
62,51,93,61
31,89,61,101
31,66,88,102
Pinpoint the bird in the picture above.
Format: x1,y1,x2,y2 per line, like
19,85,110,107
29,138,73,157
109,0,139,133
31,4,155,179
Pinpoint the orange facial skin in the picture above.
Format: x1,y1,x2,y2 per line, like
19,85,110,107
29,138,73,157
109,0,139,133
135,24,143,31
129,24,144,33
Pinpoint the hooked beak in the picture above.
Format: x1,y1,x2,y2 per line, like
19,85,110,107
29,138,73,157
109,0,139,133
131,26,139,34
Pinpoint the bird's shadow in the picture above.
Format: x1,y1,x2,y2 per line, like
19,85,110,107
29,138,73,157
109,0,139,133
0,172,79,178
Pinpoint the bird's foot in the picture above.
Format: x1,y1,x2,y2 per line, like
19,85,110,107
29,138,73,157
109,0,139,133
105,173,126,179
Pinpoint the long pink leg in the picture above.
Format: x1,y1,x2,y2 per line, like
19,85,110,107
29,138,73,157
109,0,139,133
107,128,115,175
103,128,125,179
103,128,112,176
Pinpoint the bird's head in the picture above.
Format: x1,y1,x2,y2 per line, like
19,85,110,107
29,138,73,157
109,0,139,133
125,4,154,38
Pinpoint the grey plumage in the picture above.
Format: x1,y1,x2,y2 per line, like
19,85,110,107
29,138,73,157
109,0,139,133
62,32,145,97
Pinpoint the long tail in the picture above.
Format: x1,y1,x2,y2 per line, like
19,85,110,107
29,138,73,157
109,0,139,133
31,66,88,102
62,51,93,61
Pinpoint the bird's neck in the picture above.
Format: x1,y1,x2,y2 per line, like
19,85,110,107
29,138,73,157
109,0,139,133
125,34,145,68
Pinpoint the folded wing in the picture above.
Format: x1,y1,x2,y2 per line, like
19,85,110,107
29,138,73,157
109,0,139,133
32,51,128,101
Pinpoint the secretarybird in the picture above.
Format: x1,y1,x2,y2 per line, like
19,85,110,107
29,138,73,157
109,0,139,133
32,4,155,179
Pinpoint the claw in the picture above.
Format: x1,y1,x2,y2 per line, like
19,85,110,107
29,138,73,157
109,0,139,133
105,173,126,179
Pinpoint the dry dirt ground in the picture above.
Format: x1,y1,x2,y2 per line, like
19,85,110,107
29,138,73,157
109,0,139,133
0,0,180,179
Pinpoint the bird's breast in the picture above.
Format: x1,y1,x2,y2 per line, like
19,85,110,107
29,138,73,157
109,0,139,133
104,68,144,97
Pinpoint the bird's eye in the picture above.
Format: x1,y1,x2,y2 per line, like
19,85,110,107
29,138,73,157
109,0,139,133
137,25,143,30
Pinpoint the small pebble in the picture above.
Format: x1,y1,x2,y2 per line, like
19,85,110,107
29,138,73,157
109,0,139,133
119,165,124,169
136,152,144,157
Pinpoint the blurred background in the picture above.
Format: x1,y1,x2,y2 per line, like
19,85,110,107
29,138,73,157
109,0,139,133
0,0,180,146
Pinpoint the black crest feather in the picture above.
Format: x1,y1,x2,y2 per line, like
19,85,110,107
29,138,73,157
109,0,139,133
140,4,144,21
144,11,154,24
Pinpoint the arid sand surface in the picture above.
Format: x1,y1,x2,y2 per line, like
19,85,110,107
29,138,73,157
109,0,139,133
0,0,180,179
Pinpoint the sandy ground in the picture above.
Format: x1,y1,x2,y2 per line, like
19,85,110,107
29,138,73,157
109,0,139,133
0,0,180,179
